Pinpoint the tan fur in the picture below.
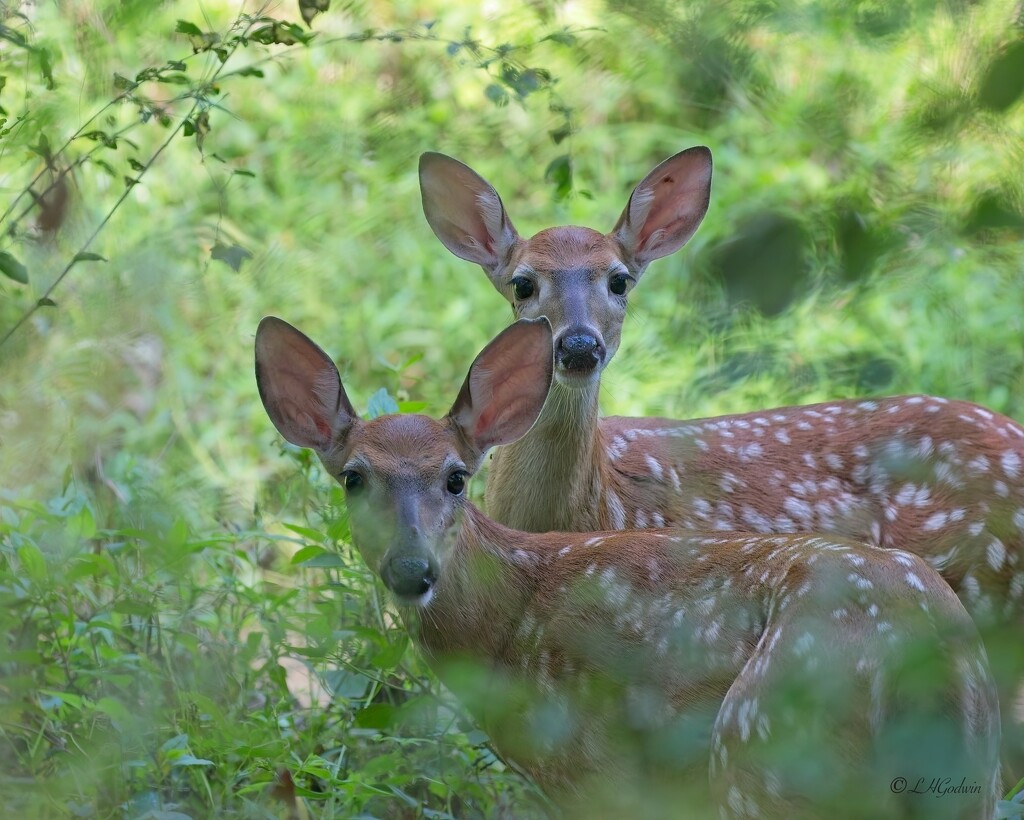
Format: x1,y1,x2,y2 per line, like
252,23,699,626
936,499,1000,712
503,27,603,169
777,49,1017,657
419,150,1024,772
256,317,1001,819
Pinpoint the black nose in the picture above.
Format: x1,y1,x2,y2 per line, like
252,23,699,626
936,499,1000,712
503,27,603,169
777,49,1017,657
556,329,603,373
383,555,435,599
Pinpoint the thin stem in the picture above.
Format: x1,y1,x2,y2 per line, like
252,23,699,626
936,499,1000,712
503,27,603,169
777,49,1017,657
0,113,189,348
0,14,255,350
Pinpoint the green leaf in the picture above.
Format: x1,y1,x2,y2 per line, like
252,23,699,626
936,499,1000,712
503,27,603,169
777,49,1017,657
36,297,57,307
251,22,312,46
544,154,573,200
484,83,509,107
0,250,28,283
210,242,253,271
113,599,154,616
354,703,396,730
72,252,106,264
235,67,264,79
282,522,325,541
366,388,399,419
300,552,345,568
38,46,54,90
170,754,214,767
549,124,572,145
175,20,203,36
371,636,408,670
325,669,371,700
291,545,328,564
94,697,131,724
977,40,1024,113
17,543,47,583
194,110,210,151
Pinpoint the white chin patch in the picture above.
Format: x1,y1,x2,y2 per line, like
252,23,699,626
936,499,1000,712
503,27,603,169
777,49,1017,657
397,586,434,608
554,368,600,387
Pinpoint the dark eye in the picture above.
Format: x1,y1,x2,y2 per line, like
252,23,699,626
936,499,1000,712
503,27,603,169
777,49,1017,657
609,273,633,296
446,470,467,496
341,470,363,492
511,276,535,301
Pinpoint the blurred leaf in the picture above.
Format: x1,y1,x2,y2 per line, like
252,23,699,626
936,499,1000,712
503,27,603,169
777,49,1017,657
94,697,131,724
170,754,214,767
354,703,396,729
175,20,203,36
283,522,325,541
251,22,312,46
300,552,346,568
325,669,372,700
366,388,399,419
299,0,331,27
17,543,47,583
36,297,57,308
964,191,1024,239
72,251,106,264
976,39,1024,113
544,154,572,200
834,205,895,283
484,83,508,106
113,599,154,616
0,250,28,283
211,242,253,271
851,0,912,40
194,110,211,151
704,212,810,317
37,46,55,89
371,635,408,670
548,124,572,144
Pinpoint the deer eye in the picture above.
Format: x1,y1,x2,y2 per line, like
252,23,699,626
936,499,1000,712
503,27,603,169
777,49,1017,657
609,272,634,296
446,470,468,496
341,470,364,492
511,276,535,301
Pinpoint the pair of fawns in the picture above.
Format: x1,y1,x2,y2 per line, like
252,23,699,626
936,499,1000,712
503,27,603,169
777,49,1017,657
256,148,1023,818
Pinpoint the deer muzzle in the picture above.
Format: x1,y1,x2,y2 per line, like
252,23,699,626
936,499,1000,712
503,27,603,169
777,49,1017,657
555,327,605,376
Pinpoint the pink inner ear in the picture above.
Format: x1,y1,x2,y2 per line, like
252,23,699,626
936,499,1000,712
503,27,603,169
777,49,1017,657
474,406,496,441
314,416,332,440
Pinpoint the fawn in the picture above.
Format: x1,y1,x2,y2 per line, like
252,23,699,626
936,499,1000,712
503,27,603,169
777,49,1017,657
419,148,1024,768
256,315,1000,818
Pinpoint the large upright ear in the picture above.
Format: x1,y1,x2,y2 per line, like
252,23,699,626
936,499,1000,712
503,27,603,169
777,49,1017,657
419,152,520,274
255,316,357,453
449,318,553,456
612,146,713,270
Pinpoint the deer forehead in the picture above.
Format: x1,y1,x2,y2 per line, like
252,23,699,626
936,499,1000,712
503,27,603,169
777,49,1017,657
513,226,626,274
346,415,465,476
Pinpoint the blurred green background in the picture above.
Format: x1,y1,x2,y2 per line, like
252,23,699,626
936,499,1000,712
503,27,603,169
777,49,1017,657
1,0,1023,816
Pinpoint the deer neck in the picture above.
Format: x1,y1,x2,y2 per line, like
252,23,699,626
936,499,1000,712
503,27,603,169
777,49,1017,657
485,377,608,533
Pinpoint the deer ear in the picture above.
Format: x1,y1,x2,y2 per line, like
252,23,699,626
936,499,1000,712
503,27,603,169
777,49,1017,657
419,152,520,274
612,146,713,270
449,318,553,456
255,316,357,453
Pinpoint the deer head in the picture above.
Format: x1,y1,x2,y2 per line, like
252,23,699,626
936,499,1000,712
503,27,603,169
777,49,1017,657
255,316,553,605
419,147,712,389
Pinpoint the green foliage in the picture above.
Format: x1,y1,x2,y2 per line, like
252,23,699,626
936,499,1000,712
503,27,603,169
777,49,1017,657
0,0,1022,815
